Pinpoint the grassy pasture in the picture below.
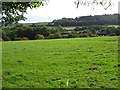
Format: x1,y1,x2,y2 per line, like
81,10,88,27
62,25,119,30
62,27,76,30
2,36,119,88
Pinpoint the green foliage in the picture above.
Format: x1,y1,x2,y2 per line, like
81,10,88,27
24,27,34,40
67,33,79,38
48,14,118,26
2,36,118,88
2,25,119,41
2,36,11,41
2,31,11,41
48,33,61,39
21,37,29,40
14,37,29,41
80,33,89,37
1,1,46,26
14,37,22,41
0,38,3,41
74,27,82,31
109,33,116,36
90,34,97,37
67,33,74,38
34,34,44,40
16,27,26,38
34,26,50,37
48,34,54,39
53,33,61,38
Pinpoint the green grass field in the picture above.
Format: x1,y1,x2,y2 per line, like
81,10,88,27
63,27,76,30
2,36,119,88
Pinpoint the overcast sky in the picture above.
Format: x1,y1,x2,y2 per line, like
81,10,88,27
19,0,119,23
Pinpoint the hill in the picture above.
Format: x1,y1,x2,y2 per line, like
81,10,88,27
48,14,118,26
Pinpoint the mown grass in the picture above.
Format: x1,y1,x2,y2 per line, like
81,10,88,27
2,36,119,88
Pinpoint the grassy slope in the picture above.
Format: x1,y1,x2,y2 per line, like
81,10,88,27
2,36,118,88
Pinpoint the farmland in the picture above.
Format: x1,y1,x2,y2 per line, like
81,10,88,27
2,36,119,88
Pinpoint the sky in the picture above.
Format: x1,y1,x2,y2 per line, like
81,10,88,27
19,0,119,23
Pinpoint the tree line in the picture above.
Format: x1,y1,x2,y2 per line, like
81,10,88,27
48,14,118,26
1,24,120,41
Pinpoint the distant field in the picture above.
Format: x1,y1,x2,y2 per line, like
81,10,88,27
63,25,119,30
107,25,119,28
63,27,76,30
59,25,119,30
2,36,119,88
37,22,49,26
19,22,49,26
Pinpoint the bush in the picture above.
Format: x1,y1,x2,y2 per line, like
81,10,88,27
0,38,3,41
34,34,44,40
80,33,89,37
3,36,11,41
14,37,29,41
67,34,74,38
48,33,61,39
14,37,22,41
90,34,97,37
67,33,79,38
53,33,61,39
48,34,54,39
21,37,29,40
109,33,116,36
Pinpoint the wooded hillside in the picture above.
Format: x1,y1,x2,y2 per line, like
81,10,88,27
48,14,118,26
